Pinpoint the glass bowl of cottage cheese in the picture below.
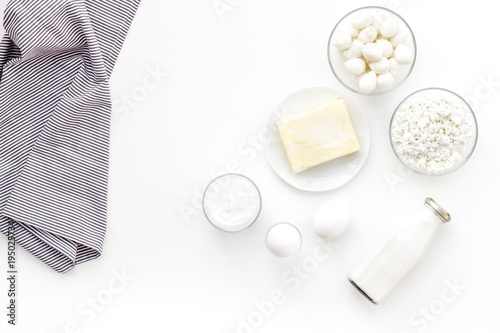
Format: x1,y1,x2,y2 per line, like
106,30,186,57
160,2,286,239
390,88,478,176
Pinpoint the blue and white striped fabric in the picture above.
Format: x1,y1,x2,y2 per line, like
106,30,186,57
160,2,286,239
0,0,140,273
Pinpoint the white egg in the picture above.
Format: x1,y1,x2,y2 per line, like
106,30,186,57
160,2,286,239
313,199,351,239
266,223,302,258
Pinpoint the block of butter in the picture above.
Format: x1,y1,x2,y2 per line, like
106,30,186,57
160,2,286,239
276,98,360,173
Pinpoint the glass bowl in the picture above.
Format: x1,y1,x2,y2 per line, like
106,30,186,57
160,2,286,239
327,6,417,95
390,88,479,176
202,173,262,232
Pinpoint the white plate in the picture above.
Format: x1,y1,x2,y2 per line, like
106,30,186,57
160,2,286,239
265,87,370,192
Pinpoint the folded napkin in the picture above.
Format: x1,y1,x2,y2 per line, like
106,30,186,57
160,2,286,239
0,0,141,273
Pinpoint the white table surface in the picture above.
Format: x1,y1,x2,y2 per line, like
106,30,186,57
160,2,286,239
2,0,499,332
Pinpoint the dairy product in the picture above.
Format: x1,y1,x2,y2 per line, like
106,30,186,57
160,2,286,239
331,8,414,93
359,71,377,93
276,98,360,173
352,11,373,29
203,174,261,232
394,44,412,65
391,93,474,174
332,31,352,50
348,198,451,304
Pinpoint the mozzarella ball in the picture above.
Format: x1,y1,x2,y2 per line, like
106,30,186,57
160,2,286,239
313,199,351,240
376,39,394,58
369,57,390,74
389,57,402,77
371,13,384,31
332,31,352,50
362,43,383,62
395,44,412,65
342,25,360,38
359,71,377,93
380,17,400,37
351,71,367,83
344,58,366,75
266,223,302,259
390,31,407,48
377,72,395,90
343,39,364,59
352,11,373,29
358,26,377,43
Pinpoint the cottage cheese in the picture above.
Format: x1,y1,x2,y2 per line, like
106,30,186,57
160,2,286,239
391,94,474,174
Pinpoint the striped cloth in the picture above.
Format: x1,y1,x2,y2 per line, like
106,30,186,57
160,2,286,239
0,0,141,273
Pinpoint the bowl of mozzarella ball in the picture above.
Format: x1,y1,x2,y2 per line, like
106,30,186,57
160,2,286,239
390,88,478,176
328,6,416,95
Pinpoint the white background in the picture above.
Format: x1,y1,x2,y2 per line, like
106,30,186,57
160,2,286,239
1,0,500,332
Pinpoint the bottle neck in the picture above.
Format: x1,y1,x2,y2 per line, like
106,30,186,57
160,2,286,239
424,198,451,223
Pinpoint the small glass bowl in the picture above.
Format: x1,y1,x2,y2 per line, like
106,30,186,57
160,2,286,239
202,173,262,232
390,88,479,176
327,6,417,95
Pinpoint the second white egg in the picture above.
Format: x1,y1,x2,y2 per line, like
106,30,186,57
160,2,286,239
313,199,351,240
